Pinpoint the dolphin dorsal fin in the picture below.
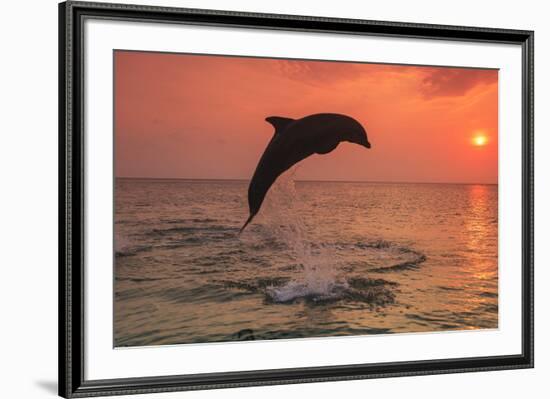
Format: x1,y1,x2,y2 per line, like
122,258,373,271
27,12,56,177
265,116,294,135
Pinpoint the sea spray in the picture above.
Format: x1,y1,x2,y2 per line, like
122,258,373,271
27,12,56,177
243,167,346,302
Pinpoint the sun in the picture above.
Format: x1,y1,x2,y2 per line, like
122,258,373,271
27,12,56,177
472,134,488,147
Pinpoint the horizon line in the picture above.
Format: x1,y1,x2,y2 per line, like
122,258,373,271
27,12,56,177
115,176,498,186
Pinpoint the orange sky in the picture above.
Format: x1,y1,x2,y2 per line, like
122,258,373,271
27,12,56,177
114,50,498,184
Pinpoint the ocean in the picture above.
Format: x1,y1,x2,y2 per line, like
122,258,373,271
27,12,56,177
114,175,498,346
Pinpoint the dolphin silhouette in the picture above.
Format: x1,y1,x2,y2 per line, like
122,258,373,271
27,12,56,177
240,113,371,233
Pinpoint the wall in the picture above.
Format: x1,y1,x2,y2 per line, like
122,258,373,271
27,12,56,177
0,0,546,398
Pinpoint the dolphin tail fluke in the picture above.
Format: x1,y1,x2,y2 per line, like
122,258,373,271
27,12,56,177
239,214,255,235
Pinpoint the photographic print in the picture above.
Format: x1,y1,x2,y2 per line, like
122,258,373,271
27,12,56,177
114,50,498,347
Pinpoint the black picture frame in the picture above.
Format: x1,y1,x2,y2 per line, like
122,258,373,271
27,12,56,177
59,1,534,397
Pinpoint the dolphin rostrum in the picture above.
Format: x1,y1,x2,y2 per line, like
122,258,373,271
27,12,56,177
240,113,371,233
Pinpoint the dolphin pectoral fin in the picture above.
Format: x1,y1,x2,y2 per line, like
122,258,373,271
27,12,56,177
315,141,339,155
239,213,256,235
265,116,294,135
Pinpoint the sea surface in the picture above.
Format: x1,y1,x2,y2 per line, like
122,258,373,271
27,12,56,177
114,176,498,347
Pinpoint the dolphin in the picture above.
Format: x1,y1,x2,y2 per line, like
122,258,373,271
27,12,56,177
240,113,371,233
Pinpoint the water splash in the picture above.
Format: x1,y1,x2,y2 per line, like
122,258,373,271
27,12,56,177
241,167,345,302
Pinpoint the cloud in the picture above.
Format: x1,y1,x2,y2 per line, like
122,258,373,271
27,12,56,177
271,59,367,86
419,68,497,99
